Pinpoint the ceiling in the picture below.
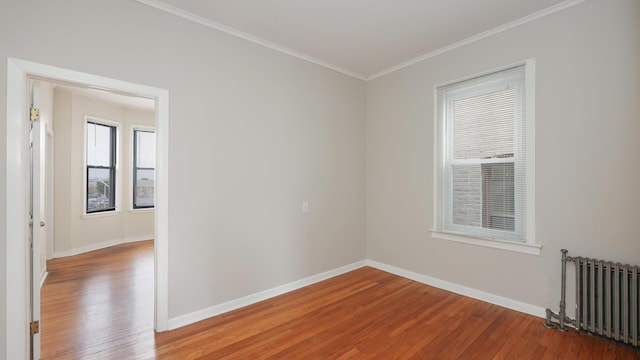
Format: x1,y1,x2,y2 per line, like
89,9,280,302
138,0,581,79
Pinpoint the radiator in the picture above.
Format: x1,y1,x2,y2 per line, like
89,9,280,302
545,249,639,347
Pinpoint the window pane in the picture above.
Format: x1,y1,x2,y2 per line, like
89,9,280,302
87,167,114,211
482,163,515,231
87,122,113,166
136,131,155,168
135,169,154,207
451,164,482,227
453,89,515,160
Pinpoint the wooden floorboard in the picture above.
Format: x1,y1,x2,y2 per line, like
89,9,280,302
41,241,640,359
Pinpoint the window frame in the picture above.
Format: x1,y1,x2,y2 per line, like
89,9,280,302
431,59,539,255
84,117,120,215
132,127,156,210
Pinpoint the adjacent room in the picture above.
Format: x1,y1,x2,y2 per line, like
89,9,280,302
36,81,157,358
1,0,639,358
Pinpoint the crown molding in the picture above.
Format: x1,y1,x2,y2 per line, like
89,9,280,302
367,0,588,80
135,0,367,81
137,0,587,82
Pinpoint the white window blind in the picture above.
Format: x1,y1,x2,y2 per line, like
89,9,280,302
435,64,529,243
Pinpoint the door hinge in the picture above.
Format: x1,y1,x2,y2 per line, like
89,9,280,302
30,320,39,335
30,106,40,122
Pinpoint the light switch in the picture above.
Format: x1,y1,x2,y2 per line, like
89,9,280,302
302,201,309,213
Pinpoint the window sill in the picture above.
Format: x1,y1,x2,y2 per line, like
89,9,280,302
430,230,541,256
82,210,120,219
129,208,155,214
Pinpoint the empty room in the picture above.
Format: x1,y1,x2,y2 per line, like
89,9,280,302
1,0,639,359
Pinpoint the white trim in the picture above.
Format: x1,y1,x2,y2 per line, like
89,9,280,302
129,208,155,214
155,88,170,332
6,58,31,360
168,261,367,330
39,272,49,289
431,230,541,256
131,124,155,132
525,60,536,246
134,0,367,81
130,125,156,211
6,58,170,360
433,59,528,94
432,89,440,235
432,59,538,253
168,258,547,331
366,260,546,318
124,235,155,243
81,210,121,219
136,0,585,81
368,0,587,80
45,128,55,261
52,240,120,258
52,236,154,258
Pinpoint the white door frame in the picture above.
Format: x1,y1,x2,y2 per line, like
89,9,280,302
5,58,170,359
30,82,44,359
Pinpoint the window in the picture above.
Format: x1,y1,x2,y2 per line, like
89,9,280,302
434,61,535,249
86,121,117,213
133,129,155,209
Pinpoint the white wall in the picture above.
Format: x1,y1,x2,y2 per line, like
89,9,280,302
4,0,637,356
366,0,640,314
0,0,367,349
52,89,155,256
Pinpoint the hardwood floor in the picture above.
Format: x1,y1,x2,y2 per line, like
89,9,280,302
41,241,640,359
42,241,155,359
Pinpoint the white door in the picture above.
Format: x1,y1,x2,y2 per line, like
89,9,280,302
46,129,55,261
30,81,45,360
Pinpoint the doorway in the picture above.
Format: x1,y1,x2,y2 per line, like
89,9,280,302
6,58,169,359
36,77,157,358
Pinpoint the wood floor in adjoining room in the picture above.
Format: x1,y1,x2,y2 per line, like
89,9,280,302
42,240,156,359
41,241,639,359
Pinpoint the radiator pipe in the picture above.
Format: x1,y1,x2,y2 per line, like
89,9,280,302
558,249,568,331
545,249,570,331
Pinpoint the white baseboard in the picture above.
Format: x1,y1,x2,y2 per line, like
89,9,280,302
53,239,122,258
40,271,48,288
52,235,154,258
168,259,546,331
365,260,546,318
124,235,155,243
168,260,368,330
